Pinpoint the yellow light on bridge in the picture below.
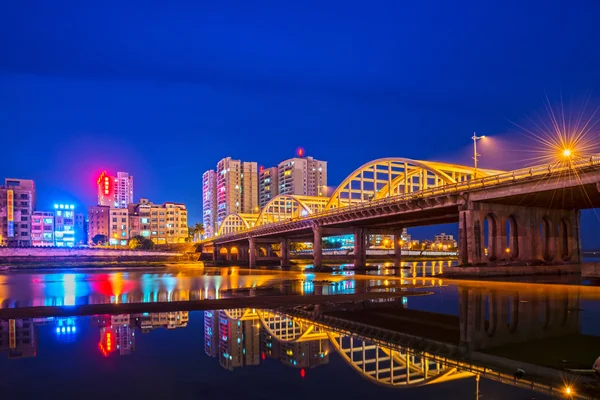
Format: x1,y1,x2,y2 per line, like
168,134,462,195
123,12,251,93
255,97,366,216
562,148,572,158
565,386,572,396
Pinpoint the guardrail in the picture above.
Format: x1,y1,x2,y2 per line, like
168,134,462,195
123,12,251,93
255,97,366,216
209,155,600,241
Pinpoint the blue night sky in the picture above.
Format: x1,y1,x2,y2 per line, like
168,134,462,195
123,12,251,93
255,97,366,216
1,0,600,246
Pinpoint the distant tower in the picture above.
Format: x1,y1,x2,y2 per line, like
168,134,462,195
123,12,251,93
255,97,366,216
202,170,217,238
97,171,133,208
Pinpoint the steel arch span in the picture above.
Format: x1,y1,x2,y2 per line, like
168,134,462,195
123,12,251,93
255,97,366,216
254,195,329,226
222,308,259,321
257,310,329,343
328,333,471,387
325,158,503,209
217,213,257,236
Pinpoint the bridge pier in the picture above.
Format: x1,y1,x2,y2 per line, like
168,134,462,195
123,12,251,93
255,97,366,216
280,238,290,267
248,238,256,268
313,226,323,267
459,203,582,265
354,228,366,267
394,229,403,269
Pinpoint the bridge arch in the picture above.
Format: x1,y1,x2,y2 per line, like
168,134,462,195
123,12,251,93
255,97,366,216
216,213,256,236
328,333,469,387
257,310,329,343
325,158,501,209
255,195,329,226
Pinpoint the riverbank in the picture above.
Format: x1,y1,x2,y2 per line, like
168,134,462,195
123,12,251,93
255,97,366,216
0,247,199,268
442,263,582,278
0,260,204,271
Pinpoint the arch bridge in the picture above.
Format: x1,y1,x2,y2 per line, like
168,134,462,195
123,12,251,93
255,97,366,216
204,154,600,269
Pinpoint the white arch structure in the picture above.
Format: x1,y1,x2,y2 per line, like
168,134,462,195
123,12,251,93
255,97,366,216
215,158,504,235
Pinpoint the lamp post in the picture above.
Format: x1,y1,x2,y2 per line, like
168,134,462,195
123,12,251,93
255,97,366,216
472,133,486,178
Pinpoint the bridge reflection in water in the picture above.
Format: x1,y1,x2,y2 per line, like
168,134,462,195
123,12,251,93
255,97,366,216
0,281,598,398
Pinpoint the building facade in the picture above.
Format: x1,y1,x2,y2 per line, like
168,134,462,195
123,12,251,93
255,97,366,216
214,158,258,231
434,233,457,249
258,166,279,209
31,211,54,247
278,156,327,197
88,205,110,245
53,204,78,247
109,208,129,246
97,171,134,209
0,179,36,247
202,170,217,238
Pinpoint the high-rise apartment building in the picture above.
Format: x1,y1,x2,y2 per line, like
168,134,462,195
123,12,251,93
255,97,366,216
258,167,279,209
202,170,217,238
97,171,134,208
214,158,258,230
0,178,36,247
278,156,327,197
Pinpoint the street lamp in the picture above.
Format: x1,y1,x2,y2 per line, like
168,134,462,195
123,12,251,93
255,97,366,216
472,133,486,178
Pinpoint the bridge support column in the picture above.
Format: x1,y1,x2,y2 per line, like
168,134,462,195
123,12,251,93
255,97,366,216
248,238,256,268
280,238,290,267
212,246,218,262
313,226,323,268
460,203,582,265
393,229,403,270
354,228,366,267
459,209,485,265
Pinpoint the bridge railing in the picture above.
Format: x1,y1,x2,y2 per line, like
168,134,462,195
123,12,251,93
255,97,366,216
212,154,600,239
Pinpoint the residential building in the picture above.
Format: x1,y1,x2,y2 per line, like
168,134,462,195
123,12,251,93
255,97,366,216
109,208,129,246
0,178,36,247
134,199,188,244
258,166,279,209
88,205,110,244
202,170,217,238
215,158,258,230
31,211,54,247
278,156,327,197
434,233,457,249
75,213,86,246
53,203,77,247
96,171,134,209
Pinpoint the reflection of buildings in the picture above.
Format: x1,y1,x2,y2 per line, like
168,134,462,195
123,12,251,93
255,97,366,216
204,311,219,357
204,309,330,371
280,340,329,368
135,312,189,333
218,310,260,370
0,318,36,359
34,316,79,343
98,314,136,357
261,329,329,368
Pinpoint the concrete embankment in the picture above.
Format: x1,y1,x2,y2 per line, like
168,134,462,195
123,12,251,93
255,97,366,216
582,262,600,278
0,247,197,268
443,263,581,278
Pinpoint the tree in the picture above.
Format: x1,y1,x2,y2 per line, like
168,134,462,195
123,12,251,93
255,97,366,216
92,234,108,245
129,235,155,250
188,222,205,242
